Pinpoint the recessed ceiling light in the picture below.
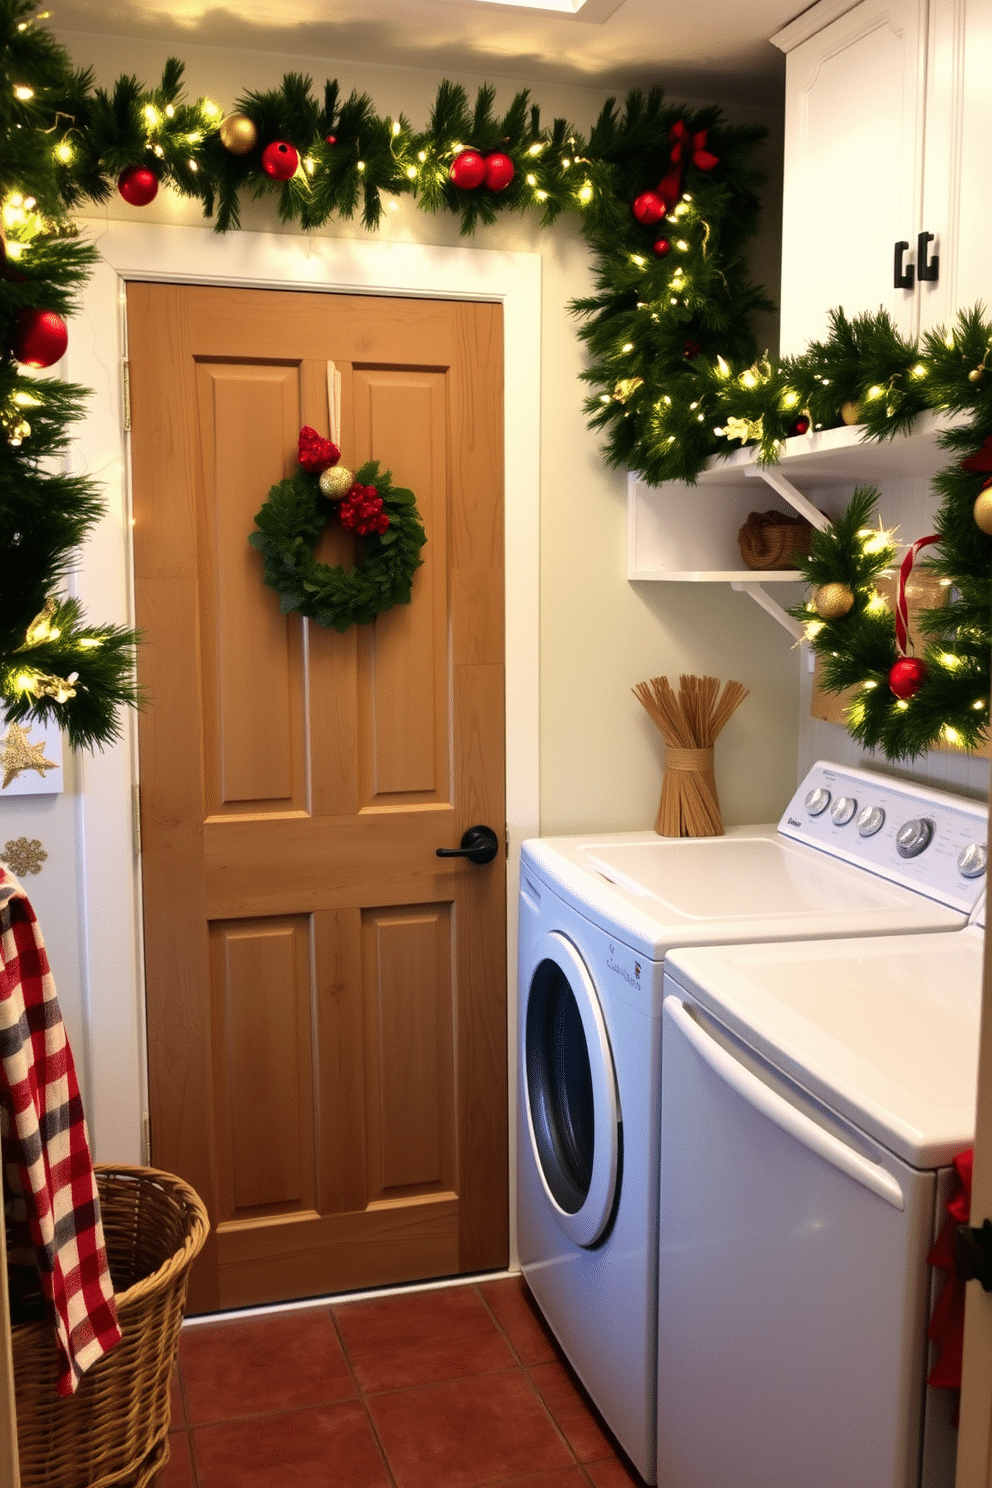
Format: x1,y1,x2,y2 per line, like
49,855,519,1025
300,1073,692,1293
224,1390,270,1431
467,0,626,21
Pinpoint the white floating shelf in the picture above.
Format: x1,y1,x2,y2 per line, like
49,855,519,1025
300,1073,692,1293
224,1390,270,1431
626,409,964,637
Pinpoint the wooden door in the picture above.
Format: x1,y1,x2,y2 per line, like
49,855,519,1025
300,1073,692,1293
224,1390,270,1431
127,283,507,1314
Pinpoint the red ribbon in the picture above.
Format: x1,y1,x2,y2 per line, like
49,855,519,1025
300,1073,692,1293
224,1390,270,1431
656,120,719,211
894,533,941,655
927,1149,973,1419
961,437,992,473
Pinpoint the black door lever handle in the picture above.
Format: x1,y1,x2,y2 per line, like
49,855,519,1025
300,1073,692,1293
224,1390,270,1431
436,824,499,865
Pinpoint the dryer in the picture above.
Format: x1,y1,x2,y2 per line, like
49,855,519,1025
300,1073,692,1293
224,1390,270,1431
517,762,987,1483
656,907,986,1488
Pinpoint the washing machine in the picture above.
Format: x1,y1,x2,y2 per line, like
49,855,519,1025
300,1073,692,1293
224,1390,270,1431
656,902,986,1488
517,761,987,1483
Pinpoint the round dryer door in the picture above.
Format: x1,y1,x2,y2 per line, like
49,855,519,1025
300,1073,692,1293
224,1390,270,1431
523,931,620,1248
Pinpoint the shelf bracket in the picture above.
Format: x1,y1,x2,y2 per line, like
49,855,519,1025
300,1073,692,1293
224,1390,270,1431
745,466,832,531
731,581,807,641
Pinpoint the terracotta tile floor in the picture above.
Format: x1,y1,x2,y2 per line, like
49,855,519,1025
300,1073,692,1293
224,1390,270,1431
160,1274,649,1487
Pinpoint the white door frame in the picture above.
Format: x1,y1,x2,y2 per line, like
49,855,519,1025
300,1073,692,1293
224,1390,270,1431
67,220,541,1206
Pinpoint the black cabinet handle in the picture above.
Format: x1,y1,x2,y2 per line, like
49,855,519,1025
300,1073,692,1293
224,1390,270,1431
436,824,499,865
894,240,914,289
917,230,939,282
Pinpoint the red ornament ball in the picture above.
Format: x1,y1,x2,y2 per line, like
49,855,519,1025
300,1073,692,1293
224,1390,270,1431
683,340,703,360
484,152,515,192
261,140,299,180
117,165,159,207
652,238,671,257
632,190,666,225
790,415,811,437
325,135,337,145
889,656,928,700
11,307,68,368
449,150,486,190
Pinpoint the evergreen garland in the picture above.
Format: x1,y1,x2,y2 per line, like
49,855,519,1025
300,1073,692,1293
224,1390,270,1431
2,0,991,761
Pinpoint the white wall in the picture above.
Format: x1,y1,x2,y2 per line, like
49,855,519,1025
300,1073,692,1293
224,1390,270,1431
3,27,795,1150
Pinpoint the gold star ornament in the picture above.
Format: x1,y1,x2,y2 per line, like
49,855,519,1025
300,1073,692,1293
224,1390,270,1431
0,721,58,789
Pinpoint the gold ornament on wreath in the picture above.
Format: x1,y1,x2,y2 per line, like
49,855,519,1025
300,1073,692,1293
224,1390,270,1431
319,464,354,500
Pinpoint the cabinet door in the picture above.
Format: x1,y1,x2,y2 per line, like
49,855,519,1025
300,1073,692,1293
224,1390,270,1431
921,0,992,334
778,0,928,354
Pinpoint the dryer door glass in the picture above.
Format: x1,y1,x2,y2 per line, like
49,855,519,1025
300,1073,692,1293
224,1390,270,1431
526,959,595,1213
523,933,620,1247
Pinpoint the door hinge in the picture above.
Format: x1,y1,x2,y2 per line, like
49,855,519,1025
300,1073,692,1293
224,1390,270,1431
132,782,142,858
141,1110,151,1166
122,358,131,432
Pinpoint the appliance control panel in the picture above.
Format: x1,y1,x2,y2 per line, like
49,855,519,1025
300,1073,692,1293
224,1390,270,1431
778,761,988,910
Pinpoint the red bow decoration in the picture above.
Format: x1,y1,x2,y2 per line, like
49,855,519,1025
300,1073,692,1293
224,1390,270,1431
894,532,941,655
960,436,992,473
656,121,719,211
298,425,341,474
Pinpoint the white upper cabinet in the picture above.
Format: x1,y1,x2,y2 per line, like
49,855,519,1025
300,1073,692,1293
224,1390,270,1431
772,0,990,355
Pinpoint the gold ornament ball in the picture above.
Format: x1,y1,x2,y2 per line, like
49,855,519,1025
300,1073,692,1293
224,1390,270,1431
219,113,259,155
973,487,992,535
840,401,861,426
814,582,855,619
319,464,354,500
969,367,985,384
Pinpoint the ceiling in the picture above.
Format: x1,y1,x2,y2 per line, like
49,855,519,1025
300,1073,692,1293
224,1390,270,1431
50,0,810,108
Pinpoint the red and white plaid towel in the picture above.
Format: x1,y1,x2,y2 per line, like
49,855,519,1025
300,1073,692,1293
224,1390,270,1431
0,867,121,1394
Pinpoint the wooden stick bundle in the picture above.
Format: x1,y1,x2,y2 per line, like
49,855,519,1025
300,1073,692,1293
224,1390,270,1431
632,673,749,837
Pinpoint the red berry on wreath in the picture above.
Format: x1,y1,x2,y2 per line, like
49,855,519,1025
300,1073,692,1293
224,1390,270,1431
325,135,337,145
889,656,927,699
653,238,671,257
340,483,390,536
261,141,299,180
449,150,486,190
484,152,515,191
683,340,702,360
11,307,68,368
117,165,159,207
632,190,666,225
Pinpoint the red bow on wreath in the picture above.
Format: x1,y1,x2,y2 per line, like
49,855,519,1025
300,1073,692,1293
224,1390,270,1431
298,425,341,474
656,120,719,211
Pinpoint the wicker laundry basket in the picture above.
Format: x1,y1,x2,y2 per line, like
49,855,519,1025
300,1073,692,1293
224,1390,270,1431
12,1163,209,1488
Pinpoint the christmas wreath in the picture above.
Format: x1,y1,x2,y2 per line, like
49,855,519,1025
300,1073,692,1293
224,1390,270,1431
248,427,427,631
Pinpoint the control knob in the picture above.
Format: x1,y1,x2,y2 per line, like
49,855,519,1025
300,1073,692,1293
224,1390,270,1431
857,806,885,838
958,842,988,879
805,787,831,817
830,796,857,826
896,817,935,859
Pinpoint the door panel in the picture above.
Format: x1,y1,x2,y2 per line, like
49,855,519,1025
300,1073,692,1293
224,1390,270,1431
128,283,507,1312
